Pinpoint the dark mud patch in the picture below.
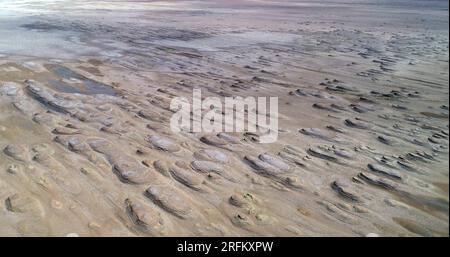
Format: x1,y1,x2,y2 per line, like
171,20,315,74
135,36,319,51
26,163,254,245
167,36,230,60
394,191,449,219
21,22,67,32
433,182,449,195
392,217,433,236
420,112,449,119
22,21,210,42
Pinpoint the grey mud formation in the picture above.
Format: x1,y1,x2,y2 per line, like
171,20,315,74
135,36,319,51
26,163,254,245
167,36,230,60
0,0,448,236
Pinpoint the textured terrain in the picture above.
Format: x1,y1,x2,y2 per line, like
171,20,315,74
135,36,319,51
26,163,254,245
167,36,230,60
0,0,449,236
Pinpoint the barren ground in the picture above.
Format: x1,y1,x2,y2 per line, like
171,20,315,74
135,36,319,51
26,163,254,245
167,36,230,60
0,0,448,236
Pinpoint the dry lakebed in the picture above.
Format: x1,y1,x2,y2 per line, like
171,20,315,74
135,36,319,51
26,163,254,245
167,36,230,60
0,0,448,236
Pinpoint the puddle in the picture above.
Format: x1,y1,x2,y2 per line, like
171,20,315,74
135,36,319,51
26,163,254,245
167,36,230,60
47,65,117,96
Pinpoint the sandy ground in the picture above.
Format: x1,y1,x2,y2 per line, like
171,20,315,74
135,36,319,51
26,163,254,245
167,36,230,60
0,0,448,236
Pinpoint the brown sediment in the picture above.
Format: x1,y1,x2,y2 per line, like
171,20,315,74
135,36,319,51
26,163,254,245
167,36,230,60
0,0,448,237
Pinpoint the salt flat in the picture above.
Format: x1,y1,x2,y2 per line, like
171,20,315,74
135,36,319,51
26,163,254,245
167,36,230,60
0,0,448,236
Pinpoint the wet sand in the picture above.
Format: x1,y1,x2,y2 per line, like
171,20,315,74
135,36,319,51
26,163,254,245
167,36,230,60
0,0,448,236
